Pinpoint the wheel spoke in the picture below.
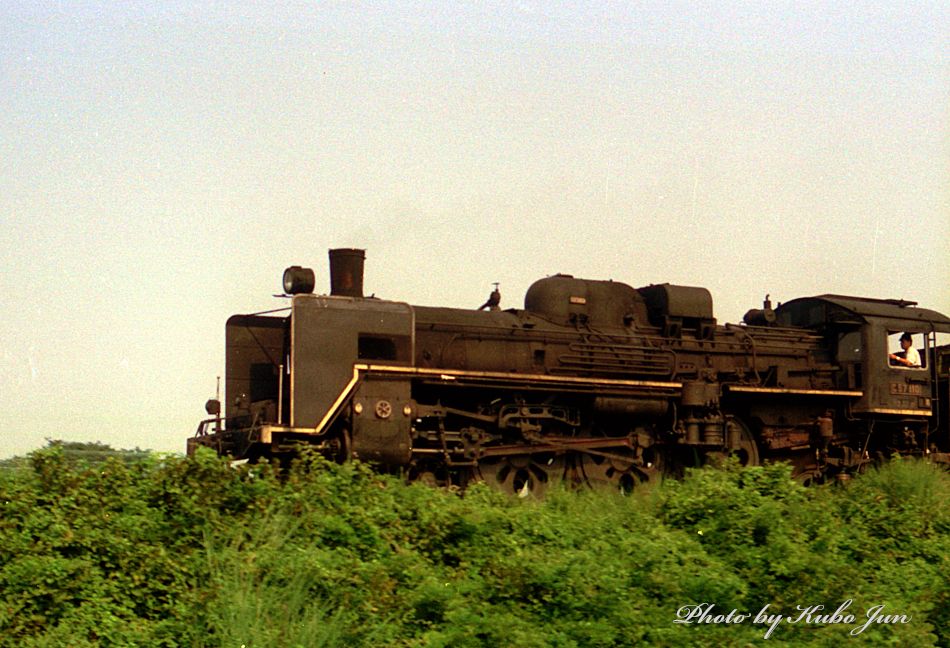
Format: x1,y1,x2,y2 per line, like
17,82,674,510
475,453,565,497
576,450,650,494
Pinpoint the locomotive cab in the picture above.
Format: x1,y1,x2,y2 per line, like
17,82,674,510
776,295,950,433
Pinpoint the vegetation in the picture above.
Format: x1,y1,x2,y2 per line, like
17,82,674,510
0,441,150,472
0,442,948,647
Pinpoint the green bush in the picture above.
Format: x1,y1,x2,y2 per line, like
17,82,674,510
0,446,947,647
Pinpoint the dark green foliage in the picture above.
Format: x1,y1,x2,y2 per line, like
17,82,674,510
0,448,948,646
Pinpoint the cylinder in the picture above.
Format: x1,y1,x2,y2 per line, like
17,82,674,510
328,248,365,298
685,418,701,444
703,418,724,445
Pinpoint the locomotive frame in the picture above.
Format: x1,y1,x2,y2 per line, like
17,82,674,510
188,249,950,494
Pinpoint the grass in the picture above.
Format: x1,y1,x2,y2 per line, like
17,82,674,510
1,445,948,646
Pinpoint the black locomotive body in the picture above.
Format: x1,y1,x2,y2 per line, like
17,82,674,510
189,249,950,493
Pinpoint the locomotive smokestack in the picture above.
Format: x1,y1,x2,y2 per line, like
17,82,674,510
328,248,365,298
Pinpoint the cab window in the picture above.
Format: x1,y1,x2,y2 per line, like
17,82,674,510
887,331,926,370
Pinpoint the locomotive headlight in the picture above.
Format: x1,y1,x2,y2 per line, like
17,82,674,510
282,266,315,295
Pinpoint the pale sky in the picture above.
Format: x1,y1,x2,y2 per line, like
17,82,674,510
2,2,948,458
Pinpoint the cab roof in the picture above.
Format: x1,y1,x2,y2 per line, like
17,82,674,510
776,294,950,333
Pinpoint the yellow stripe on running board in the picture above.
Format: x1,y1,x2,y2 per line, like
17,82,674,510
726,386,863,397
353,363,683,390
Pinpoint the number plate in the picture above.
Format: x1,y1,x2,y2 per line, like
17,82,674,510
890,382,923,396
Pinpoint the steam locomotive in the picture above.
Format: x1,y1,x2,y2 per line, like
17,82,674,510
188,249,950,494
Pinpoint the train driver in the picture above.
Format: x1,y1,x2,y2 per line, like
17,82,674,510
889,332,921,368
